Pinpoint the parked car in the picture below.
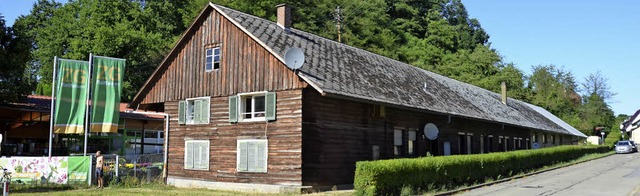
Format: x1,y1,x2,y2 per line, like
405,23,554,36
615,141,635,154
630,141,638,152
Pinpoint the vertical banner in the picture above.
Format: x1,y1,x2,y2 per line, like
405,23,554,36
54,59,89,134
91,56,125,133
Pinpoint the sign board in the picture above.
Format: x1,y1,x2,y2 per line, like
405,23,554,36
0,156,90,184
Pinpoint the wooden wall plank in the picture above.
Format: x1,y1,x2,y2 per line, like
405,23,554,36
166,89,303,185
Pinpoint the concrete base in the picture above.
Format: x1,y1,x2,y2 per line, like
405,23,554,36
167,176,310,194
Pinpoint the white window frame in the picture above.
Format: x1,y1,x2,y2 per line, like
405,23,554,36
407,130,416,156
394,129,403,156
205,47,221,72
184,140,210,170
236,139,268,173
238,92,267,122
185,97,210,125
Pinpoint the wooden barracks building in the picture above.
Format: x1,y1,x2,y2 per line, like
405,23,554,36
128,3,587,192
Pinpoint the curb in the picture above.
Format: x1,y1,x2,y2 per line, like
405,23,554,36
434,152,615,196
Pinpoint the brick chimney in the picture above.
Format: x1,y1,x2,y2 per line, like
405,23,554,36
276,4,291,31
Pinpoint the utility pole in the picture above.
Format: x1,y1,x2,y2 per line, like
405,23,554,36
334,6,342,43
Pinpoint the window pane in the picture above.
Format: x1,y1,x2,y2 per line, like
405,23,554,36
206,63,212,71
214,48,220,55
214,56,219,62
255,96,265,112
206,56,212,63
244,98,252,118
214,62,220,70
245,98,252,113
206,48,212,55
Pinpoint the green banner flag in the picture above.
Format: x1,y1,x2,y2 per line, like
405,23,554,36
91,56,125,133
54,59,89,134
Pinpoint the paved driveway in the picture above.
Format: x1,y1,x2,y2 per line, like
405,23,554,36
458,152,640,196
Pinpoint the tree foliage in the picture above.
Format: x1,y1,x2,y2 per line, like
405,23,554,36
0,15,34,103
8,0,617,135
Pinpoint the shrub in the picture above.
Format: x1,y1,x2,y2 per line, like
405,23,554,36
354,145,610,195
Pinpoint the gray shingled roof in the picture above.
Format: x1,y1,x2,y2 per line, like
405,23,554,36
524,103,588,137
214,4,582,137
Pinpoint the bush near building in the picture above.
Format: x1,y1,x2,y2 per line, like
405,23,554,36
354,145,610,195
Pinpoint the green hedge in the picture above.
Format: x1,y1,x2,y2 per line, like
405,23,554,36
354,145,610,195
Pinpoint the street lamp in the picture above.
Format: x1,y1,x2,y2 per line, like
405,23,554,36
600,132,605,144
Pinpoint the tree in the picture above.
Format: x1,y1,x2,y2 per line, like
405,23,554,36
0,14,34,103
15,0,189,101
582,70,616,103
579,93,615,135
576,71,616,135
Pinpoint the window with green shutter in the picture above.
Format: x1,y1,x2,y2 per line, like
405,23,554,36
184,140,209,170
184,97,210,125
235,92,276,122
236,139,268,173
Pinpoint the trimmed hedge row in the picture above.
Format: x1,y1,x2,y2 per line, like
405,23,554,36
354,145,610,195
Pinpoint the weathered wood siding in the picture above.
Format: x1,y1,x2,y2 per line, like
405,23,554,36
138,8,306,105
166,89,303,185
301,89,568,186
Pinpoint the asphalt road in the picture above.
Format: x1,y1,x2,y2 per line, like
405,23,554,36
457,152,640,196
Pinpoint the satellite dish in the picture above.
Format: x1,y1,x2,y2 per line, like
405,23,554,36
284,47,305,70
424,123,439,140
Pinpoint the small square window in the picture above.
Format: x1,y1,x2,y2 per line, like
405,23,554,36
205,47,221,71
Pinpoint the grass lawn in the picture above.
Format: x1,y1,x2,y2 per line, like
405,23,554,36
11,184,276,196
10,184,355,196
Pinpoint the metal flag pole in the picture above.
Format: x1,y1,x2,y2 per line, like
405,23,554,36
84,53,94,156
48,56,58,157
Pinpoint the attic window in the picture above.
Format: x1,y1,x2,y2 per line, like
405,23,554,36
205,47,220,71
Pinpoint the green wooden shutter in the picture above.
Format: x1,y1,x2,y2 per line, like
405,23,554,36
202,98,210,124
229,95,238,123
237,141,248,171
178,100,186,125
255,140,267,173
185,141,194,169
194,99,203,124
265,92,276,121
247,142,256,171
198,142,209,169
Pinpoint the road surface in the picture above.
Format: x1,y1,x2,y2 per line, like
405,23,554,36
458,152,640,196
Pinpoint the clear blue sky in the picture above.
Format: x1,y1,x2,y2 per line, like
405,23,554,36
2,1,639,115
462,1,640,116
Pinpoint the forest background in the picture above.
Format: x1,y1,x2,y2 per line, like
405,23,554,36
0,0,621,136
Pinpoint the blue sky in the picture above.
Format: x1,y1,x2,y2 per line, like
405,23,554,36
462,1,640,116
2,1,639,115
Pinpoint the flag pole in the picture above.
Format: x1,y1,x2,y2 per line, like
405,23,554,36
84,53,93,156
48,56,58,157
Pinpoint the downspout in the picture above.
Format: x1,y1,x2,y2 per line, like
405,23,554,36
125,110,169,183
